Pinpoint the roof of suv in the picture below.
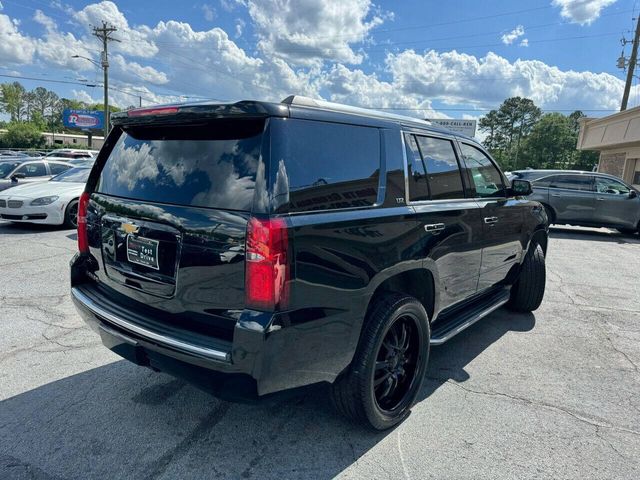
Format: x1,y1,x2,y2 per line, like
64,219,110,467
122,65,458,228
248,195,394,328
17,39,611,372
112,95,477,143
513,169,631,184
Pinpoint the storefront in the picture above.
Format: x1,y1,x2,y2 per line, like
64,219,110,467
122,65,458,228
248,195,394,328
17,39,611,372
577,106,640,188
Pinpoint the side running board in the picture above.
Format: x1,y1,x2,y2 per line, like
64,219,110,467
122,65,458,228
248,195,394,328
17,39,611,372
430,288,510,345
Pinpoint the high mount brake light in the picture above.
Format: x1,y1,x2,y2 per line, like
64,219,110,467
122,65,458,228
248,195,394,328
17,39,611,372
245,217,289,311
127,106,179,117
77,192,90,253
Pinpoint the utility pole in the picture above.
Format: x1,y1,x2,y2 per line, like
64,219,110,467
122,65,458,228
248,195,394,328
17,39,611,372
92,22,120,138
621,16,640,111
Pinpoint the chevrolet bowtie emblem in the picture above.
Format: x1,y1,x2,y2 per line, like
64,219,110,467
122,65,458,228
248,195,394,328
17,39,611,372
122,222,139,234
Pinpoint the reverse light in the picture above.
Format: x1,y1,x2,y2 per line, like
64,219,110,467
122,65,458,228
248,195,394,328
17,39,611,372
77,192,90,253
127,106,179,117
245,217,289,311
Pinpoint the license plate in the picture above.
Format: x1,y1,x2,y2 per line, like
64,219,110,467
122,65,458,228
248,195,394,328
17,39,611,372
126,235,159,270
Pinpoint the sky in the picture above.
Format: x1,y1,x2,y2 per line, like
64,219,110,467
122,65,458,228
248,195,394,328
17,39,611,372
0,0,637,121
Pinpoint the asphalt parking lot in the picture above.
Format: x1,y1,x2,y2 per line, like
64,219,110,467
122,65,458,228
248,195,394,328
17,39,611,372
0,221,639,480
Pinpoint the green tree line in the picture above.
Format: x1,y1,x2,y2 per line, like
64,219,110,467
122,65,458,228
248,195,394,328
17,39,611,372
0,81,123,148
479,96,598,172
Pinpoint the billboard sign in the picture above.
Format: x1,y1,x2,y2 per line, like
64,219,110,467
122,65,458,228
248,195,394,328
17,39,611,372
63,109,104,130
426,118,477,138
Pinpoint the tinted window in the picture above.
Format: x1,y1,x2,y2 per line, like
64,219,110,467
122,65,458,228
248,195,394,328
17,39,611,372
595,177,630,195
460,143,505,198
404,134,429,202
52,167,90,183
49,162,72,175
271,119,380,213
415,136,465,200
0,162,21,178
547,175,593,191
96,120,264,211
15,162,47,177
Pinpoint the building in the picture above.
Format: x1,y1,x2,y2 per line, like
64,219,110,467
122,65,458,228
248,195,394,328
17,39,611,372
577,106,640,188
42,131,105,149
0,130,104,150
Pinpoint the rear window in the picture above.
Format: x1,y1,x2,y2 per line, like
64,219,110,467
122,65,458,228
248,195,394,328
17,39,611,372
270,119,380,213
95,120,264,211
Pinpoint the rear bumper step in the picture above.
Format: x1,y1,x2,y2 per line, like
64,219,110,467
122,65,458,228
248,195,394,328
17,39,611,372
71,286,231,362
430,288,510,345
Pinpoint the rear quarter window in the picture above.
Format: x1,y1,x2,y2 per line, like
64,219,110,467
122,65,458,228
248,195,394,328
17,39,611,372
95,120,264,211
270,119,380,213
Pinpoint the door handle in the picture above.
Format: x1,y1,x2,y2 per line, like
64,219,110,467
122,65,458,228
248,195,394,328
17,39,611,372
484,216,499,224
596,198,605,201
551,194,561,197
424,223,445,234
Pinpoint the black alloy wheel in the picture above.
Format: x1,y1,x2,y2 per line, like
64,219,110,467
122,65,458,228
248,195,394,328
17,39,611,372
373,315,420,412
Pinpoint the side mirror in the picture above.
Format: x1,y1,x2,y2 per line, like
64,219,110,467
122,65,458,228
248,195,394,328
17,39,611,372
10,173,26,182
629,190,638,199
511,179,532,196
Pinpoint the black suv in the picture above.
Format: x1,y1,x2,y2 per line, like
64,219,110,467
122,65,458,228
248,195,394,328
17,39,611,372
71,96,548,429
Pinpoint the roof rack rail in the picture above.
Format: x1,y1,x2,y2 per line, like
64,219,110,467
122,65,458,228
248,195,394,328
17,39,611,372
281,95,432,126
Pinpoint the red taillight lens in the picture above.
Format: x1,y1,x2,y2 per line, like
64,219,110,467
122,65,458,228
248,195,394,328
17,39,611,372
245,217,289,311
127,106,179,117
77,192,90,253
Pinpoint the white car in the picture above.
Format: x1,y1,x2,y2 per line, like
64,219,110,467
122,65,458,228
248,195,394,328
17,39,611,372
0,167,90,227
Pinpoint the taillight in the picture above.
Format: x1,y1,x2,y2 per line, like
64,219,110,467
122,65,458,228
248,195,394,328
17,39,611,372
245,217,289,311
127,106,179,117
77,192,90,253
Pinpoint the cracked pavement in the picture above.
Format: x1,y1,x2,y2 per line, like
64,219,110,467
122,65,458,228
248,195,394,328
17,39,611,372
0,221,639,479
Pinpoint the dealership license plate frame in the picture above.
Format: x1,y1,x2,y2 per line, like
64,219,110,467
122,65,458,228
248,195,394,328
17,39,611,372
126,235,160,270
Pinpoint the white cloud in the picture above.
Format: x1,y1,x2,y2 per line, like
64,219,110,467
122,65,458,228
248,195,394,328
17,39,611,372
246,0,388,66
384,49,625,111
501,25,525,45
235,18,245,38
202,4,216,22
0,14,36,64
520,38,529,47
552,0,617,25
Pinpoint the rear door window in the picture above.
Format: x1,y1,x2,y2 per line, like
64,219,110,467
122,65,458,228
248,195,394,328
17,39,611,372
95,120,265,211
270,119,380,213
547,175,593,191
415,136,465,200
49,162,72,175
404,134,429,202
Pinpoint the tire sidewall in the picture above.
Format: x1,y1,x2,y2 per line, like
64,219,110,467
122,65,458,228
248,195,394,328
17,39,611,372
64,199,79,228
363,299,430,430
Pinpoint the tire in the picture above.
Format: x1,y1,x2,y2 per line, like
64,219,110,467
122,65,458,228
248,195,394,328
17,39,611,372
508,243,546,312
542,204,555,225
64,199,79,229
330,294,430,430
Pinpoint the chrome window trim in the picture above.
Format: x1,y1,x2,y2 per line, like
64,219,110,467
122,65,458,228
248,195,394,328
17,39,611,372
401,130,471,205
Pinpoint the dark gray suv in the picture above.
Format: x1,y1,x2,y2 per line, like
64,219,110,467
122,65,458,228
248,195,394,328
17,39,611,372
515,170,640,234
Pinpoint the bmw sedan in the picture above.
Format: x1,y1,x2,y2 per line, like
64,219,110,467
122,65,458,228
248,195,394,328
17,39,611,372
0,167,90,227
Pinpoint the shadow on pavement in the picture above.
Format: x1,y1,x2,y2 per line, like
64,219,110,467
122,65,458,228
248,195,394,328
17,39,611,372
549,226,640,244
0,308,534,479
420,309,535,402
0,222,74,235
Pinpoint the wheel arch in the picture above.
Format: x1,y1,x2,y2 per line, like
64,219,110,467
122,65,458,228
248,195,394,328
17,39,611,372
364,268,436,323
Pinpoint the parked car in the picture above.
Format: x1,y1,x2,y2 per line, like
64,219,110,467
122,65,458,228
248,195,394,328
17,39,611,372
518,169,640,234
70,97,548,429
0,159,74,192
44,149,98,160
0,167,90,227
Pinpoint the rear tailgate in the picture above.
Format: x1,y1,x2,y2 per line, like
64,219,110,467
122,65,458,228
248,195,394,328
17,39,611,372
84,118,267,341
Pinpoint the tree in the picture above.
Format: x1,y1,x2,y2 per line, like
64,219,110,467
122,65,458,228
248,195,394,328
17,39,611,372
0,122,45,149
479,97,541,170
0,82,27,122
